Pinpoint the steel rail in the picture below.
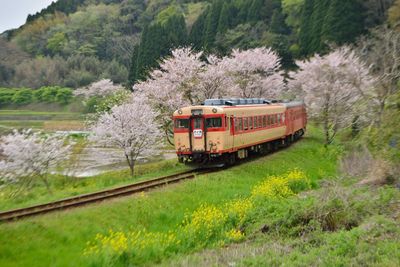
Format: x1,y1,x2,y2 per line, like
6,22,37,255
0,169,212,223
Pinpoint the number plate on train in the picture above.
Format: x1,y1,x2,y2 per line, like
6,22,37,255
193,129,203,138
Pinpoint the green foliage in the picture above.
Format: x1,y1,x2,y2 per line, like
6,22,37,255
46,32,67,54
11,89,33,105
130,7,188,83
0,86,73,106
322,0,365,45
299,0,366,56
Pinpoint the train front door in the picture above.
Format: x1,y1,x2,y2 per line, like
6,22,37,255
191,117,206,152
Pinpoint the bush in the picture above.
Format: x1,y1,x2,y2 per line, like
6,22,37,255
55,88,73,104
11,89,33,105
0,86,74,106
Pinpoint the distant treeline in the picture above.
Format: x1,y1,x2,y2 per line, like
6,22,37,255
0,0,397,90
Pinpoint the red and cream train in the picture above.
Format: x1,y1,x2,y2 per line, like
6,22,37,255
173,98,307,165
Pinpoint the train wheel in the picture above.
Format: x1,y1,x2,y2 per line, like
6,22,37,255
227,153,236,165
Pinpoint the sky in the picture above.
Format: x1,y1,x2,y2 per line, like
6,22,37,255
0,0,54,33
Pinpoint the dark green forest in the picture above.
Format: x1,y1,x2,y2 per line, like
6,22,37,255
0,0,399,89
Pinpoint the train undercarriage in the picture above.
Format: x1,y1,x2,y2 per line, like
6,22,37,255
177,128,305,167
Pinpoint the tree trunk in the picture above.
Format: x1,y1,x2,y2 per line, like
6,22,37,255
323,101,330,147
165,128,174,146
39,175,53,194
125,154,135,177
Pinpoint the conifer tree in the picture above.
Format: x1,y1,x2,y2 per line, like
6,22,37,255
308,0,329,53
299,0,315,56
247,0,264,23
217,2,231,34
128,45,139,86
270,8,290,35
204,0,223,50
237,0,252,24
189,8,208,50
322,0,365,45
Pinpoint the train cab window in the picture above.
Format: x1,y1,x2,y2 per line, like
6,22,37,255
249,117,253,130
194,117,202,129
175,119,189,129
282,114,285,123
206,117,222,128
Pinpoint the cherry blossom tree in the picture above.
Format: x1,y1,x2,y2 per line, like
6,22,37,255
133,48,203,145
290,47,374,145
191,55,233,102
221,47,285,99
74,79,124,98
0,130,72,193
133,47,285,144
357,26,400,124
90,96,162,177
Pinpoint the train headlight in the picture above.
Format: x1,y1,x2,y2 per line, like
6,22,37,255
178,109,183,115
212,108,217,113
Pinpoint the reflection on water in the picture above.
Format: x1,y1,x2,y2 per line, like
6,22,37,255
64,145,177,177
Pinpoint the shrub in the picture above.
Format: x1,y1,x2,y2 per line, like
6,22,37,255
11,89,33,105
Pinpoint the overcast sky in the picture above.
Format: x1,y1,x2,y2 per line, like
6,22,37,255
0,0,54,33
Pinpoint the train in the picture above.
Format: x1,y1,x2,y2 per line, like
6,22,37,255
173,98,307,166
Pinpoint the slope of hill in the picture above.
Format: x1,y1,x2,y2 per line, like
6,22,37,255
0,0,397,89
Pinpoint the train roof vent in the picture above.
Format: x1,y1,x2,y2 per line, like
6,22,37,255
203,98,273,106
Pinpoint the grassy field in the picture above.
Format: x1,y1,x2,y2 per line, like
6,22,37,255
0,110,85,133
0,160,191,211
0,126,342,267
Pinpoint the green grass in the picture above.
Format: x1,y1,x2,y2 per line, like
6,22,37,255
0,126,339,267
0,109,85,132
0,160,191,211
165,183,400,267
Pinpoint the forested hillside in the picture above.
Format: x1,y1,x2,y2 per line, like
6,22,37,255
0,0,399,89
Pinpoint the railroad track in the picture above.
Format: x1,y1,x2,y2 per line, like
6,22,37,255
0,169,213,223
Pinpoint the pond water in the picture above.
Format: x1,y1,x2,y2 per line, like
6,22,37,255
63,145,177,177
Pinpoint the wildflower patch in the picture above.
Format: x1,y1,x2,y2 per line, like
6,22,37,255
84,169,310,265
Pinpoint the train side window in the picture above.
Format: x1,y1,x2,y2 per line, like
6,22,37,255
263,116,267,128
238,118,243,131
175,119,189,129
268,115,271,126
282,114,285,123
254,116,257,129
258,116,262,128
243,117,248,130
278,114,281,124
249,117,253,130
206,117,222,128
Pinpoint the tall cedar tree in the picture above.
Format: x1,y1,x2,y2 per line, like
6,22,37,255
299,0,315,56
237,0,252,24
247,0,264,23
217,2,231,34
308,0,329,53
270,8,290,34
204,0,224,50
189,8,208,50
322,0,365,45
128,44,139,86
131,13,187,84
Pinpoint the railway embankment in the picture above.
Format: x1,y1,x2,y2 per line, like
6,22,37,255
0,126,398,267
